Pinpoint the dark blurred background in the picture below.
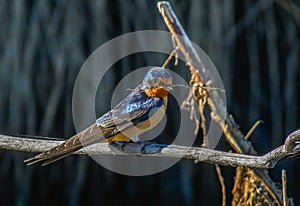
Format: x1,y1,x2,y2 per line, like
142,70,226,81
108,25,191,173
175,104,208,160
0,0,299,205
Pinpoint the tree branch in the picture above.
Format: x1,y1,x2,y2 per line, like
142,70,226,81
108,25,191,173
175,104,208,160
0,129,300,168
157,1,255,155
157,2,296,204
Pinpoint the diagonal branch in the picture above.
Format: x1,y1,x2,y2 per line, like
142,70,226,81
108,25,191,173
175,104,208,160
157,1,255,155
157,1,297,205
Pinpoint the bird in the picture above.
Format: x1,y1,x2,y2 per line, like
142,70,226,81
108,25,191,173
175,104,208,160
24,67,172,166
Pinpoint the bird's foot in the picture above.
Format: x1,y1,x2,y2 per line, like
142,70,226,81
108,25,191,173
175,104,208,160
110,141,163,155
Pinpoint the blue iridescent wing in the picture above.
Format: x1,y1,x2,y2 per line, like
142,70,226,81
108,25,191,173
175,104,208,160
96,88,164,137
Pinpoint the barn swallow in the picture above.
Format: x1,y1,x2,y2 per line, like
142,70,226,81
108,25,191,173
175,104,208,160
25,67,172,166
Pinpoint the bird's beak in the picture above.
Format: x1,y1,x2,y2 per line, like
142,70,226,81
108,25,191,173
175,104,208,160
166,85,173,91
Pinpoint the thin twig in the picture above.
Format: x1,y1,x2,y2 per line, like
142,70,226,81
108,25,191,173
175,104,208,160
282,170,288,206
245,120,264,140
162,46,179,68
215,164,226,206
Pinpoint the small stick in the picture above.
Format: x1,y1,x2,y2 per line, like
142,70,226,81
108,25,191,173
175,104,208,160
162,47,179,68
245,120,264,140
282,170,288,206
215,164,226,206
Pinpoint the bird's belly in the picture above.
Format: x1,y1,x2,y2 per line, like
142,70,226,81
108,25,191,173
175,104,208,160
106,97,167,142
105,133,131,142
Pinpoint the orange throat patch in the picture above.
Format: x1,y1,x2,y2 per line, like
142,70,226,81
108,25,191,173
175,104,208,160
144,86,170,97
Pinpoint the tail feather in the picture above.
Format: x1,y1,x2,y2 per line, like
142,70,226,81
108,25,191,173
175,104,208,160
24,123,104,166
24,156,47,165
41,153,75,166
24,142,83,166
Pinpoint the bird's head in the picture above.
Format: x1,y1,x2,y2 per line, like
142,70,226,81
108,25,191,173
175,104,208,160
142,67,172,98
